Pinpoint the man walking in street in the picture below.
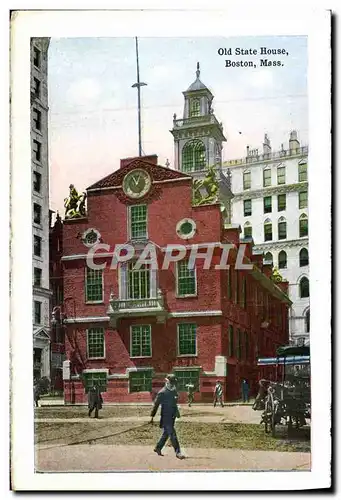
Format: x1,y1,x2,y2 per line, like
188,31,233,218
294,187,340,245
185,382,194,407
241,378,250,403
88,383,103,418
213,380,224,407
150,374,185,459
33,380,41,408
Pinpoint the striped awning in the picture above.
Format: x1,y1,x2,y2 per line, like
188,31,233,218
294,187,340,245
257,355,310,366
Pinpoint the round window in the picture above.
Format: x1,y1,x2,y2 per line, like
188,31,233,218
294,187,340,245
176,218,196,240
82,228,101,247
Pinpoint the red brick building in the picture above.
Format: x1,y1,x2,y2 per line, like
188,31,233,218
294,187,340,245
60,155,291,404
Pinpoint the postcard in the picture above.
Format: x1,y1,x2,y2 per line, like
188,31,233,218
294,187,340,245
10,6,332,492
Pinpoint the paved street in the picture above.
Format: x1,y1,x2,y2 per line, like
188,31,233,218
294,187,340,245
35,443,310,472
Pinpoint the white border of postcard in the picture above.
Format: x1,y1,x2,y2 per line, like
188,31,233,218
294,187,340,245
10,3,331,492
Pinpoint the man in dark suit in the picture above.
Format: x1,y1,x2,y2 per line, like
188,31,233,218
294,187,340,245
88,383,103,418
150,374,185,459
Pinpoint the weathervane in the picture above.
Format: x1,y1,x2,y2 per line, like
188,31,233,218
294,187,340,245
132,37,147,157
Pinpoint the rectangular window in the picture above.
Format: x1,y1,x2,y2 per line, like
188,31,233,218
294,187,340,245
234,271,239,304
178,323,197,356
177,260,196,296
128,262,150,299
277,166,286,185
227,267,232,299
237,329,242,359
83,372,107,394
86,267,103,302
228,325,234,357
32,108,42,131
129,370,152,393
300,218,308,237
299,191,308,209
33,139,41,162
131,325,152,357
33,203,42,225
263,196,272,213
174,369,200,392
34,267,42,287
242,278,247,309
34,301,41,324
244,225,252,238
87,328,105,359
277,194,286,212
278,222,287,240
33,235,42,257
33,171,42,193
33,77,41,98
189,98,201,118
263,169,271,187
129,205,147,239
244,331,249,360
243,199,252,217
264,224,272,242
299,163,307,182
243,171,251,190
33,46,41,68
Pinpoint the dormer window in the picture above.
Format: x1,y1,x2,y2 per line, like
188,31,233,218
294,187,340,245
189,98,201,118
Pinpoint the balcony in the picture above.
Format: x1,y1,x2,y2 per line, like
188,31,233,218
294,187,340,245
173,114,221,129
107,289,168,328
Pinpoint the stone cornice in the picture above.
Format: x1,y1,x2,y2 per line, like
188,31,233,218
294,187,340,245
231,182,308,201
255,238,309,251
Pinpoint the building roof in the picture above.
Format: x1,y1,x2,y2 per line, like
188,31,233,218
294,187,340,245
185,62,213,96
87,157,192,190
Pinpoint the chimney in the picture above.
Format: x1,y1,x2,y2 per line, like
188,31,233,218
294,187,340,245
263,134,271,155
289,130,300,151
120,154,158,169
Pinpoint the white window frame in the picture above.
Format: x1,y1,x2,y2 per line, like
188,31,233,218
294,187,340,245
243,170,251,190
277,165,286,185
86,328,106,360
176,259,197,298
128,204,148,240
130,325,152,358
85,266,104,304
177,323,197,357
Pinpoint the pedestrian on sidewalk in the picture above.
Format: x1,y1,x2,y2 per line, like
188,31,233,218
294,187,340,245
213,381,224,407
88,383,103,419
185,383,194,407
241,378,249,403
33,380,41,408
149,374,185,460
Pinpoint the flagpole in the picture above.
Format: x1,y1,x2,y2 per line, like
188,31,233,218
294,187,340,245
132,37,147,157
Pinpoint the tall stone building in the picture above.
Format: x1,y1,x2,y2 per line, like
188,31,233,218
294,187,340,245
224,133,309,344
31,38,51,380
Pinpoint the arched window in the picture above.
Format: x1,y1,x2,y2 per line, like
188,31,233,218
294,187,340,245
299,277,310,298
264,252,273,265
300,248,309,267
278,250,287,269
244,222,252,239
305,309,310,333
243,170,251,190
181,140,206,172
299,214,308,237
278,216,287,240
189,98,201,118
264,218,272,241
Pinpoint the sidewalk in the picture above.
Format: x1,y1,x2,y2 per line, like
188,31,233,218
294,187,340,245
35,443,310,472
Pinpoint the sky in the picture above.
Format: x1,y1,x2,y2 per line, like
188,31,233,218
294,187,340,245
48,36,308,215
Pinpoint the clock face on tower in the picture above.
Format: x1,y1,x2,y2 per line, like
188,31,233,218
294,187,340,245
122,169,152,199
